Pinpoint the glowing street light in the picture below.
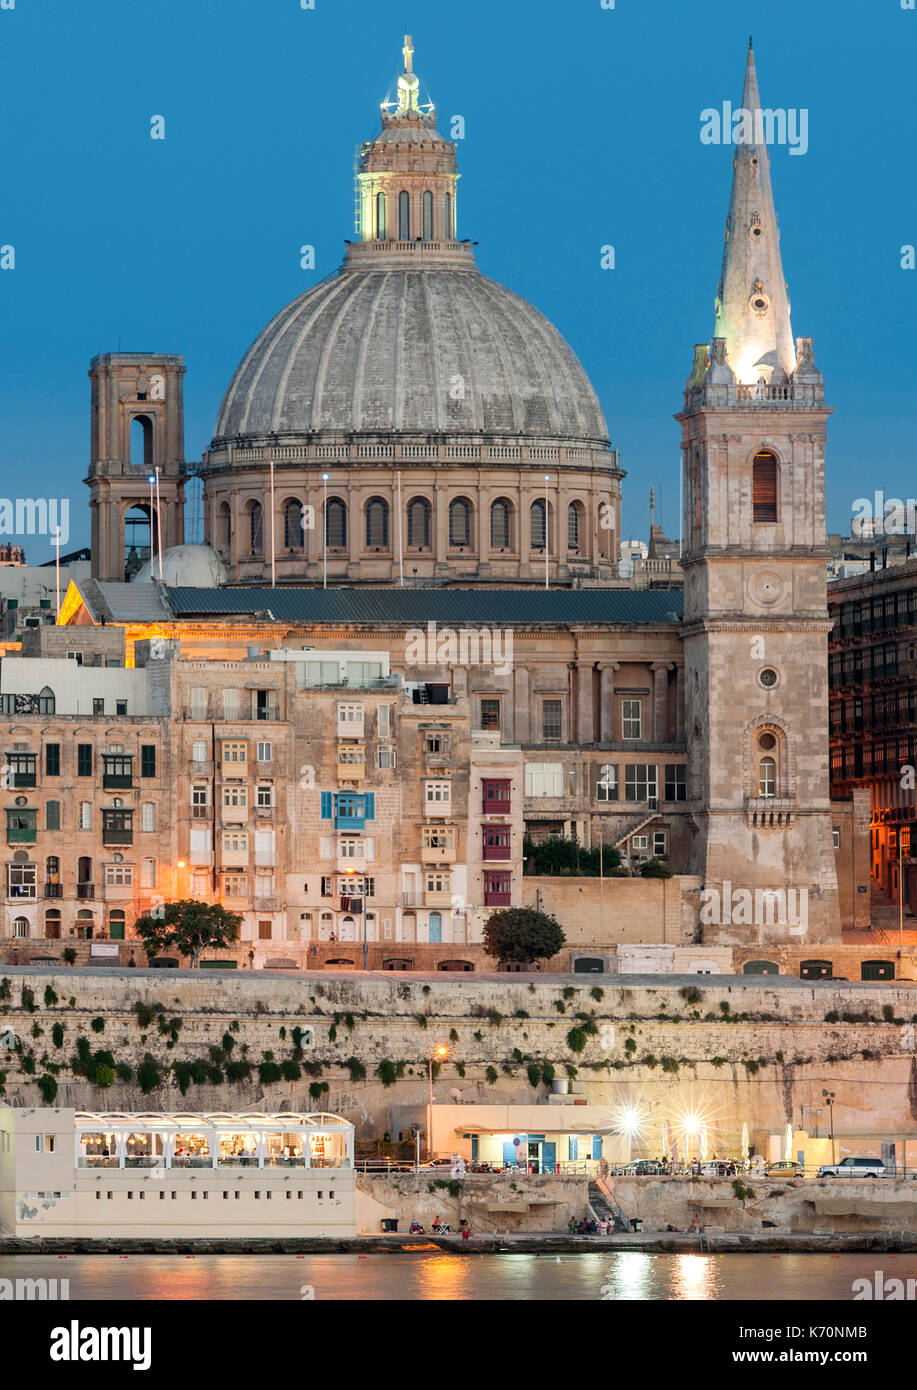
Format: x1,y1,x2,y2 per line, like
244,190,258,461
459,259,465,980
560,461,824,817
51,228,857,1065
427,1044,450,1161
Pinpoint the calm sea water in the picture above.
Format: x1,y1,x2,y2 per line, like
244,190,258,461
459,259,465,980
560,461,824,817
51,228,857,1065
0,1252,911,1300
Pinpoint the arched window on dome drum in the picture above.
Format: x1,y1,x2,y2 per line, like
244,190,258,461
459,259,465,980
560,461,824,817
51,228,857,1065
758,756,777,798
248,502,263,556
284,500,305,549
449,498,471,547
376,191,386,240
325,498,347,549
218,502,231,550
365,497,389,548
444,192,453,240
752,451,778,522
530,500,547,550
407,497,431,548
398,191,410,241
490,499,512,549
567,502,582,552
422,191,433,242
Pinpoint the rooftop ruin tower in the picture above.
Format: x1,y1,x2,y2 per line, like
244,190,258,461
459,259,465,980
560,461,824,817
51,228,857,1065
87,354,186,581
677,44,841,944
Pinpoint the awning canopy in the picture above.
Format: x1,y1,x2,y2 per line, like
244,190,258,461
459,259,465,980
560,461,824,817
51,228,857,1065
814,1196,917,1219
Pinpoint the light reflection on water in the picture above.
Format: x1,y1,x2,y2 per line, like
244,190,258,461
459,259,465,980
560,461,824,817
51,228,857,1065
0,1252,913,1301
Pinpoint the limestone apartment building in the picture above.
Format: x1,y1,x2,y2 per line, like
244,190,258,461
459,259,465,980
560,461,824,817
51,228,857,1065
0,40,865,953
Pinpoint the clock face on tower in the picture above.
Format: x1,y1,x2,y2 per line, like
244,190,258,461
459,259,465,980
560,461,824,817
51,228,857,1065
748,568,785,607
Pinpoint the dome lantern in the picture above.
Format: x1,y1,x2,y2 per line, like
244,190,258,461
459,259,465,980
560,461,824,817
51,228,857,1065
358,34,459,245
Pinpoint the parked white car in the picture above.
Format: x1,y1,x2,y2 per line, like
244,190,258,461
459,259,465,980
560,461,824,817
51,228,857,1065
817,1156,887,1178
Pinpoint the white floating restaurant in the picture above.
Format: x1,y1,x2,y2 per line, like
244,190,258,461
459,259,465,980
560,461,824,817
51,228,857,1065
0,1107,356,1238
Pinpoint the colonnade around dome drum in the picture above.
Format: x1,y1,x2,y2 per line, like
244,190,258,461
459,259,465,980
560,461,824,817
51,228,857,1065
201,460,621,585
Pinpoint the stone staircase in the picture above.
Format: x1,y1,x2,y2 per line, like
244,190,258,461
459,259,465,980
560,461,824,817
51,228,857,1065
588,1179,630,1233
868,883,909,942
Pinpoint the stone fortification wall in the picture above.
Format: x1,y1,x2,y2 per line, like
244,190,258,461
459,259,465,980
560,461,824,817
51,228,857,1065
1,970,916,1144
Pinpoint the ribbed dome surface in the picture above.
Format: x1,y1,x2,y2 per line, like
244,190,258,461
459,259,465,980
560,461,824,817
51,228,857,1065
213,264,609,446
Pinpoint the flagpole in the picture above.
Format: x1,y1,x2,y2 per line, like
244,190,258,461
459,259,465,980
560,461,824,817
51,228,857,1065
321,473,329,589
154,467,163,581
544,475,550,590
54,528,61,619
269,457,276,588
397,470,404,588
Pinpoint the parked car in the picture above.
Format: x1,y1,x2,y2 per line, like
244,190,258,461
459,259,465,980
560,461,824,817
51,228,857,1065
699,1160,737,1177
622,1160,662,1175
355,1158,413,1172
421,1157,460,1169
765,1160,805,1178
817,1156,887,1178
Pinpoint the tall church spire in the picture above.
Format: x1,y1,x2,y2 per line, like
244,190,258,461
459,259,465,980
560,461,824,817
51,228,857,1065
713,44,796,385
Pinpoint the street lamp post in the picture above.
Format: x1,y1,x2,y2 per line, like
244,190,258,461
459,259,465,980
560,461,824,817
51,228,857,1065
427,1045,449,1160
822,1090,836,1162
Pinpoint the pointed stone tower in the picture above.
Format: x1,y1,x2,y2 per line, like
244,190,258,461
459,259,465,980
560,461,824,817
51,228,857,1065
677,45,841,944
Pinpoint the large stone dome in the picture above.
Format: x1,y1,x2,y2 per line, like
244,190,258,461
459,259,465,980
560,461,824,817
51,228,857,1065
212,252,610,448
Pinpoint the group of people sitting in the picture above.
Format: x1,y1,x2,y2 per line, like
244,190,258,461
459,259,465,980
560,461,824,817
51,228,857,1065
568,1217,610,1235
408,1217,471,1239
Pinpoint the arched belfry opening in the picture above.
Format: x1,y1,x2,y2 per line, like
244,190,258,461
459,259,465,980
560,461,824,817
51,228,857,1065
123,502,156,580
130,415,154,470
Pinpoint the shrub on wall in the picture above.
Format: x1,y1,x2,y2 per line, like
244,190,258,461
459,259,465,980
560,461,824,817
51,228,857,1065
137,1054,162,1094
37,1073,57,1103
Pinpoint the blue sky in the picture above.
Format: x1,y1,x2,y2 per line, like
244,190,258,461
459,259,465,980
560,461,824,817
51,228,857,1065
2,0,915,557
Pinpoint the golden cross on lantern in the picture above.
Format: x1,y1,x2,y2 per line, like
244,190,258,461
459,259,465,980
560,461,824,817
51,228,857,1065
402,34,414,73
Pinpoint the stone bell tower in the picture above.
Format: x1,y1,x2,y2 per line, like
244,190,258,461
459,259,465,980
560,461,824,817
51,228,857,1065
677,44,840,944
87,353,186,580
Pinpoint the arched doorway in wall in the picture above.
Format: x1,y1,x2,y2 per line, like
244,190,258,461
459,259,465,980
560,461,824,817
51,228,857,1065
44,909,61,940
428,912,442,943
743,960,780,975
437,959,473,972
800,959,832,980
861,960,895,981
573,956,604,973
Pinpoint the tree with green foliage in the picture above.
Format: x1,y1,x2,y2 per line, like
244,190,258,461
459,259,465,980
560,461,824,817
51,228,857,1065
639,858,673,879
132,900,242,968
522,835,625,877
482,907,565,965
